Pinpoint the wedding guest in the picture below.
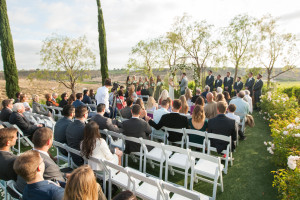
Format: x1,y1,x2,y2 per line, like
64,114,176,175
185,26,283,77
191,88,201,103
212,91,217,101
32,94,50,116
136,86,142,95
135,98,147,119
195,96,205,107
253,74,264,110
132,75,137,91
45,93,58,107
216,87,223,94
154,75,163,101
243,90,253,113
179,95,189,114
128,85,138,102
204,92,217,119
20,94,32,112
141,85,150,101
234,77,244,96
215,93,226,103
138,77,144,89
152,100,170,138
126,76,132,90
229,91,250,118
0,99,13,122
59,93,68,108
82,89,92,104
116,90,126,110
168,77,175,100
223,91,231,105
158,89,169,105
120,97,134,119
185,88,193,107
72,93,84,108
95,78,112,116
201,85,210,100
52,93,58,103
89,89,96,104
146,96,158,112
166,97,172,112
149,77,155,97
188,105,208,144
226,104,240,124
15,92,21,103
144,77,149,88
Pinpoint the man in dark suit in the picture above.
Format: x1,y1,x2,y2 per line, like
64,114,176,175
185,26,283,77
245,72,255,97
223,72,233,94
253,74,264,110
147,99,189,142
9,103,43,137
205,70,214,91
0,127,18,181
82,89,92,104
191,88,201,103
214,75,223,90
72,93,84,108
233,76,244,96
120,97,134,119
54,105,75,156
0,99,13,122
122,105,152,154
58,93,68,108
66,105,88,166
207,101,236,154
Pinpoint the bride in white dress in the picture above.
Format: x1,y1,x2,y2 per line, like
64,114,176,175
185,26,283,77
169,77,175,100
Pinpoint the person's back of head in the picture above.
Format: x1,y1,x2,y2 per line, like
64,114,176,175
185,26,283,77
0,127,17,150
63,105,75,118
126,97,134,107
61,92,67,100
161,100,169,109
64,165,98,200
32,127,53,149
217,101,227,114
83,89,88,96
192,105,205,123
206,92,213,102
223,91,231,101
52,93,58,98
216,94,225,102
216,87,223,94
172,99,181,111
196,88,201,95
131,104,141,116
45,93,51,101
19,94,26,103
75,105,88,119
228,104,236,113
113,190,137,200
238,91,245,99
244,90,250,96
195,96,204,106
96,103,106,113
117,89,124,97
81,121,100,159
76,93,83,100
135,98,145,109
15,92,21,99
104,78,112,87
205,85,210,92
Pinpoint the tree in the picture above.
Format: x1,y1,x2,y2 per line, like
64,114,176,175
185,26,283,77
127,39,160,79
30,35,96,94
256,15,299,89
96,0,109,85
222,14,257,83
0,0,20,98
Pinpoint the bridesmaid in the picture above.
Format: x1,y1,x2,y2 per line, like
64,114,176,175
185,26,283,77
169,77,175,100
144,77,149,88
149,77,155,97
154,75,163,101
126,76,132,90
132,75,137,91
138,77,144,89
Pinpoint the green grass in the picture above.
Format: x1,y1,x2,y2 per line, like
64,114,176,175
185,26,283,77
276,81,300,88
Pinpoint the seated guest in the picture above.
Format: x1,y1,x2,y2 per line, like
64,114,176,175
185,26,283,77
215,93,226,103
141,85,150,101
32,94,50,116
66,105,88,166
188,105,208,144
91,104,123,133
67,94,76,105
216,87,223,94
82,89,92,104
128,85,138,102
116,90,126,110
148,99,189,142
32,128,66,183
89,89,96,104
185,88,193,107
136,86,142,95
223,91,231,105
152,100,170,138
226,104,246,140
146,96,158,112
166,97,173,112
123,105,152,154
135,98,147,118
179,95,189,114
243,90,253,113
207,101,236,154
72,93,84,108
20,93,32,112
120,97,134,119
204,92,217,119
212,91,217,101
15,92,21,103
0,99,13,121
54,105,75,156
229,91,250,119
113,190,137,200
13,150,65,200
52,93,58,103
201,85,210,100
45,93,59,107
191,88,201,103
81,121,123,171
63,165,106,200
9,103,43,137
0,127,18,181
59,93,68,108
158,89,169,105
195,96,205,107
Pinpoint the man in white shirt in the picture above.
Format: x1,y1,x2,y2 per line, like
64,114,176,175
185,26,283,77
95,78,112,117
226,104,246,140
243,90,253,113
152,100,170,138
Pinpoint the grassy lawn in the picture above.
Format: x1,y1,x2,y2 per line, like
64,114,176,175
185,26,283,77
276,81,300,88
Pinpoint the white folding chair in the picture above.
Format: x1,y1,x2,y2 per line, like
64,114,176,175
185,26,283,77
185,129,206,153
106,130,125,165
0,180,9,200
124,136,144,171
64,144,87,168
235,122,239,147
163,127,186,147
163,144,191,188
234,112,246,134
52,141,70,166
190,151,223,200
6,180,22,200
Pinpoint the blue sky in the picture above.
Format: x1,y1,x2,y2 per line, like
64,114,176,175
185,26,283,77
1,0,300,70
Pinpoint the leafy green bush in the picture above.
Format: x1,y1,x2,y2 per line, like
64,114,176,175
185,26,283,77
188,80,196,92
281,86,300,104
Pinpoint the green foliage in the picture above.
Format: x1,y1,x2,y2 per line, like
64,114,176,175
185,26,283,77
281,86,300,104
188,80,196,92
0,0,20,98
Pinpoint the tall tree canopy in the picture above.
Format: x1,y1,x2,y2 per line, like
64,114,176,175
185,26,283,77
0,0,20,98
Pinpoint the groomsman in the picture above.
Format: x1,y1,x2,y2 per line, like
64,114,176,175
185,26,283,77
253,74,263,110
224,72,233,94
245,72,255,96
205,70,214,91
214,75,223,90
233,77,244,96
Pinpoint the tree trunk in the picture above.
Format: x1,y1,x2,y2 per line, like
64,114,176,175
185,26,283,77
96,0,109,85
234,61,239,84
267,71,271,90
0,0,20,98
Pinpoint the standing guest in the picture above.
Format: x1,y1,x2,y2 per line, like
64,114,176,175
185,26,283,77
120,97,134,119
201,85,210,100
229,91,250,118
195,96,205,107
188,105,208,144
72,93,84,108
9,103,43,137
149,77,155,97
141,85,150,101
154,75,163,101
52,93,58,103
13,150,65,200
113,191,137,200
191,88,201,103
135,98,147,119
245,72,255,97
205,70,214,91
109,88,116,106
116,90,126,110
144,77,149,88
243,90,253,113
158,89,169,105
95,78,112,116
66,105,88,166
224,72,233,94
63,165,106,200
216,87,223,94
207,101,236,154
136,86,142,95
204,93,218,119
89,89,96,104
82,89,92,104
138,77,144,89
45,93,59,107
147,99,189,142
168,77,175,100
126,76,132,90
214,75,223,90
146,97,158,112
233,77,244,96
32,95,51,116
20,94,32,112
179,95,189,114
223,91,231,105
128,85,138,102
0,127,18,181
59,93,68,108
152,100,170,138
0,99,13,122
179,73,188,95
54,105,75,156
123,105,152,154
67,94,76,105
215,93,226,103
132,75,137,91
253,74,264,110
185,88,193,107
15,92,21,103
81,121,123,171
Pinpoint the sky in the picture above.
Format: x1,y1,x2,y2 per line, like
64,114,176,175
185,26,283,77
1,0,300,70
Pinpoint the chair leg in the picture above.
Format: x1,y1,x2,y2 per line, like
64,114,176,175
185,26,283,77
143,155,147,173
125,154,128,167
190,169,194,190
165,161,169,182
159,161,163,179
184,169,188,188
139,155,143,172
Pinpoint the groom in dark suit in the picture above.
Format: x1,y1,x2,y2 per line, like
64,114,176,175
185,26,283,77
205,70,214,91
245,72,255,96
223,72,233,95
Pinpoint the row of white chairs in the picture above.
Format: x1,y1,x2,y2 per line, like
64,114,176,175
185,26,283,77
23,111,56,130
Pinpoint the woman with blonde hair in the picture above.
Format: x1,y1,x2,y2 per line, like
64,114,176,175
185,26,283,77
188,105,208,144
146,96,158,112
185,88,193,107
166,97,172,112
20,93,32,112
128,85,137,102
135,98,147,118
63,165,106,200
216,93,226,102
179,95,189,114
158,89,169,105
